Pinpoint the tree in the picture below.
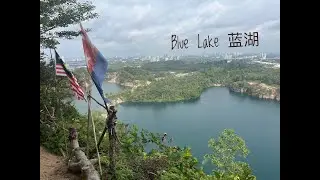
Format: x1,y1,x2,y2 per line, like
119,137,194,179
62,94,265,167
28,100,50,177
40,0,98,118
203,129,256,180
40,0,98,49
40,0,98,153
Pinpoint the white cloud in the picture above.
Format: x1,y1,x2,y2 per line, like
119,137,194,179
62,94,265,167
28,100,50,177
55,0,280,57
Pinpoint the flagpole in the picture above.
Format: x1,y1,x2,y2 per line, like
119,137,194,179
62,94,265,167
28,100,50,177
88,87,103,177
86,77,103,177
80,23,102,156
53,48,68,158
86,83,91,156
50,48,53,60
80,24,98,157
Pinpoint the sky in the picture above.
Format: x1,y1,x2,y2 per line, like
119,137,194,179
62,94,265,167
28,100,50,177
54,0,280,59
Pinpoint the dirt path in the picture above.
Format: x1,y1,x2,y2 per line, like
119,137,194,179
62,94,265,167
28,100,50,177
40,146,80,180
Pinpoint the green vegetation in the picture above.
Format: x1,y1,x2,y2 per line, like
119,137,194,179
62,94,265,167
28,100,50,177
107,61,280,103
108,73,204,102
40,0,96,151
140,60,210,73
40,1,257,179
40,0,97,49
42,110,256,180
116,67,154,83
108,61,145,72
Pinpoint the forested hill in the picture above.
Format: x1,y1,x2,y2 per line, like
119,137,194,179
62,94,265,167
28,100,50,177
105,60,280,103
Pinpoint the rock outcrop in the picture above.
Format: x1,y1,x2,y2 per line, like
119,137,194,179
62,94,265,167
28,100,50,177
228,82,280,102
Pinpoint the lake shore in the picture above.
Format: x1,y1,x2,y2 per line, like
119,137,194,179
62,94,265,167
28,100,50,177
106,79,280,105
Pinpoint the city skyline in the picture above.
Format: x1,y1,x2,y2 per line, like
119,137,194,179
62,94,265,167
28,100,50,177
51,0,280,58
54,52,279,61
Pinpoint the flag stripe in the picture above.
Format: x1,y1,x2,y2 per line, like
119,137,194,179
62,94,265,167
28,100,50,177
69,79,83,93
56,70,65,73
56,63,67,76
68,77,85,96
56,73,67,76
72,87,85,98
71,86,85,98
56,69,65,72
68,76,85,100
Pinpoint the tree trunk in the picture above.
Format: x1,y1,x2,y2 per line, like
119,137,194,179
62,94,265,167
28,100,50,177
68,128,100,180
106,106,118,180
108,128,116,180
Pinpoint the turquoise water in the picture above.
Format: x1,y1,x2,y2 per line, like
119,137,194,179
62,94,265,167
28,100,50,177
75,82,280,180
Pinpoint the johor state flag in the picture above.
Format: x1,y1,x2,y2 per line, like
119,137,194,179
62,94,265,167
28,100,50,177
80,23,110,104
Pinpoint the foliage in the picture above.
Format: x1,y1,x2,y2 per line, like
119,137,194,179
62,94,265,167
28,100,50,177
141,60,210,73
41,108,256,180
111,74,205,102
116,67,153,83
40,0,98,48
108,60,280,103
40,57,83,154
40,0,97,153
203,129,256,180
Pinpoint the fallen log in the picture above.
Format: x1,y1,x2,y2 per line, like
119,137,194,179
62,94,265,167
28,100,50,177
68,128,100,180
68,157,98,173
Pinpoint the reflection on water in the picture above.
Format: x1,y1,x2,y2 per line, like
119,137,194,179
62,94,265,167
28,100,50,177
121,98,200,107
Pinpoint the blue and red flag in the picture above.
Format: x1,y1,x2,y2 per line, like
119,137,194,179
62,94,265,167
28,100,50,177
80,24,110,105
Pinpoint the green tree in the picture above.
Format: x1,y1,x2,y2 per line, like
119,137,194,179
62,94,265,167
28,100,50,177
40,0,98,153
40,0,98,48
203,129,256,180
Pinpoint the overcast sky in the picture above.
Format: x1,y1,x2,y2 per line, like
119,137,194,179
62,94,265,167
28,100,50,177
55,0,280,59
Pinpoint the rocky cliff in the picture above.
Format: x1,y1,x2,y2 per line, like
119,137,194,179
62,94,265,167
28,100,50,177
228,81,280,102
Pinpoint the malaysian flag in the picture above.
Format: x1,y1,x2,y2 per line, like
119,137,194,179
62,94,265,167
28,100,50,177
55,50,85,100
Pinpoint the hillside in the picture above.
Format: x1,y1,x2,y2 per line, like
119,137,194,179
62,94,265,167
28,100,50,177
40,146,80,180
